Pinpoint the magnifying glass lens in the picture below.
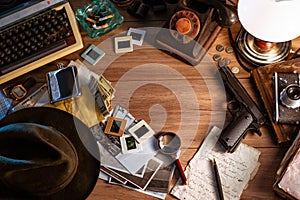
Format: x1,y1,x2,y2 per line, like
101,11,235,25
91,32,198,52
158,133,181,154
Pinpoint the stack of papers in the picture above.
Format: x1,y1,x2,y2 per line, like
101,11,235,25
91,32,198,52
90,105,175,199
171,126,261,200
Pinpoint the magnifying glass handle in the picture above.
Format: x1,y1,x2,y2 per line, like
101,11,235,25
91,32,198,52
175,159,187,185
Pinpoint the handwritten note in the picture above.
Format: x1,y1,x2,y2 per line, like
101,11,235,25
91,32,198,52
171,126,261,200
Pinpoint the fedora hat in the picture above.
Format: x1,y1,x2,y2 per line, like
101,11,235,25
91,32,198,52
0,107,100,199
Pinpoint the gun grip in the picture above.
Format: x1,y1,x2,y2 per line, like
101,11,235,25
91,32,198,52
218,109,253,153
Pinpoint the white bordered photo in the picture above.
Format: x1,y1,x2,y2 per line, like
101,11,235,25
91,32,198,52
127,28,146,46
112,104,136,130
120,134,142,154
128,120,154,144
81,44,105,65
114,36,133,53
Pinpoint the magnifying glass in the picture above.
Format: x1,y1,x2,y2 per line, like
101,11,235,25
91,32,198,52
156,132,187,185
157,131,181,154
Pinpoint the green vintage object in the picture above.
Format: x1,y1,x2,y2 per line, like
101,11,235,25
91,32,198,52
75,0,124,38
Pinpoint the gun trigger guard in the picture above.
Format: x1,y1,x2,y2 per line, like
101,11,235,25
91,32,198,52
247,124,262,136
227,100,241,114
256,129,263,136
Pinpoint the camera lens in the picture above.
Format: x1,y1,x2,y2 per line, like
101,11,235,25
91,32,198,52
287,85,300,100
280,84,300,109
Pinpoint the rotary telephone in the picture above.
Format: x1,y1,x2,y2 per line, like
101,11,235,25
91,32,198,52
155,0,237,65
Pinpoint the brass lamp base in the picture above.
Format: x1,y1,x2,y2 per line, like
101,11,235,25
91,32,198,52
236,28,291,67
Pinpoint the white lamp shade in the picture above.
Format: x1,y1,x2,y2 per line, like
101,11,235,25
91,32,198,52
238,0,300,42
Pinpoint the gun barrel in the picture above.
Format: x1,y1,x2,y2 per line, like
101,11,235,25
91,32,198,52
219,66,265,124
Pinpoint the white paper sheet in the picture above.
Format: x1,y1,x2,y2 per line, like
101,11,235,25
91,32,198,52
171,126,261,200
115,136,157,174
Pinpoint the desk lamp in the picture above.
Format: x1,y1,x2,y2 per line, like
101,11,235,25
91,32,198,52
236,0,300,67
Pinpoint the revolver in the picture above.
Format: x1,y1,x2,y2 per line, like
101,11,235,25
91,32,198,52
218,64,267,153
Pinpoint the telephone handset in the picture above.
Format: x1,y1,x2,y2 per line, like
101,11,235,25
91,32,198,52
155,0,238,65
194,0,238,28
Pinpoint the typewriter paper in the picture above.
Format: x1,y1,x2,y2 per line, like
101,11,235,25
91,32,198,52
171,126,261,200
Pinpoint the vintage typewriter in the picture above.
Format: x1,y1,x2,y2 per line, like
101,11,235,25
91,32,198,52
0,0,83,84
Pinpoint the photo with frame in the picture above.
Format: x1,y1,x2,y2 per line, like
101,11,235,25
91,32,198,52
114,36,133,53
127,28,146,46
128,120,155,144
112,104,136,130
120,134,142,154
104,117,127,137
81,44,105,65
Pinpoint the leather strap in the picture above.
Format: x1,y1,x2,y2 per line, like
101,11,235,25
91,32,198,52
3,77,36,100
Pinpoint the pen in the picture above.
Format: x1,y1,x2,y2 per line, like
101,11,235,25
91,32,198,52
211,158,224,200
175,158,187,185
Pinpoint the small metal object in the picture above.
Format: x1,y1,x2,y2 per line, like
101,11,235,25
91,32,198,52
235,28,291,66
218,59,226,67
274,72,300,124
280,84,300,109
216,44,224,52
213,54,222,61
279,77,288,84
224,58,231,65
231,66,240,74
225,46,234,54
57,63,64,69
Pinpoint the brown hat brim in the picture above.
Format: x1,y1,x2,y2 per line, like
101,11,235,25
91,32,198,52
0,107,100,200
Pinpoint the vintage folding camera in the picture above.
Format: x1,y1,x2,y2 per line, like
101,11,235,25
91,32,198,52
274,72,300,124
46,65,81,103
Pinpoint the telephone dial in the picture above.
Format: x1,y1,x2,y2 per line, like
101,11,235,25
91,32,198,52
155,0,237,65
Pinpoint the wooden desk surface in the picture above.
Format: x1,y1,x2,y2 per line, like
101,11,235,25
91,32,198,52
64,1,300,199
